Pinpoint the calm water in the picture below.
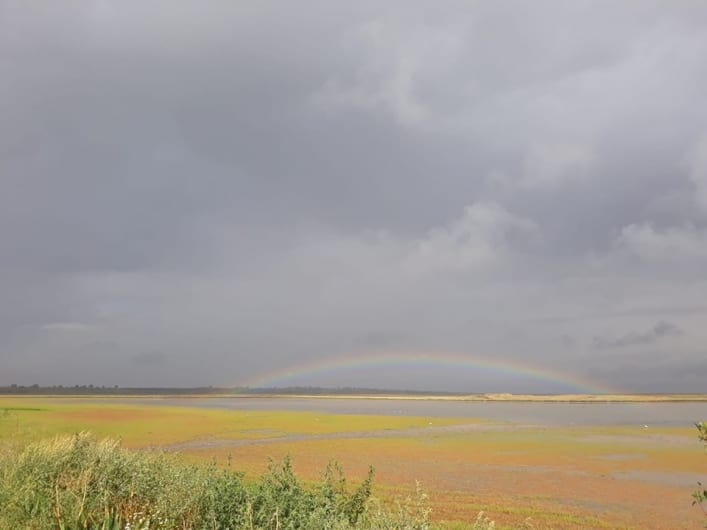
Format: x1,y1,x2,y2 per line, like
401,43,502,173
111,397,707,427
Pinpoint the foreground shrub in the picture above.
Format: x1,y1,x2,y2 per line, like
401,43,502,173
0,432,206,529
0,432,435,530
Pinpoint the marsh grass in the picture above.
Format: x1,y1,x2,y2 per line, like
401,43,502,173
1,432,491,530
0,399,467,448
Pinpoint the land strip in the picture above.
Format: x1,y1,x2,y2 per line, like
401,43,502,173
1,396,705,529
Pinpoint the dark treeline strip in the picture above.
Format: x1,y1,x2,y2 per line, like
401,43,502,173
0,385,462,396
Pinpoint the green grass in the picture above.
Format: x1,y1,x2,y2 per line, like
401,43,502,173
0,398,468,448
0,432,501,530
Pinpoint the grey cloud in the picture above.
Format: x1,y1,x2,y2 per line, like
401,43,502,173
560,335,576,349
592,321,683,349
131,351,169,366
689,135,707,212
2,1,707,391
354,330,404,349
617,223,707,262
587,350,707,393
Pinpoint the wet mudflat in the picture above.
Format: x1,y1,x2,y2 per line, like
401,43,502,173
78,395,707,427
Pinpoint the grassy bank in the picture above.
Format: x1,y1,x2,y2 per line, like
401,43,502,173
0,432,497,530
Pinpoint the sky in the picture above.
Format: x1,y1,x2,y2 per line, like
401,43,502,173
2,1,707,392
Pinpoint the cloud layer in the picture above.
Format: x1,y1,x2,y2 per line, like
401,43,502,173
2,1,706,391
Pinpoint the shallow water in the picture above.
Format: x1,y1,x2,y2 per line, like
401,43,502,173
105,397,707,427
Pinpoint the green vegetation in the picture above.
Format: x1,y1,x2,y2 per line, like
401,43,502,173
0,399,467,449
0,432,496,530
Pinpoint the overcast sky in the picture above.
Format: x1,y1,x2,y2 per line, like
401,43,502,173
2,1,707,392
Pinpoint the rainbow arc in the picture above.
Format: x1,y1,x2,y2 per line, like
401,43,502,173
238,351,614,394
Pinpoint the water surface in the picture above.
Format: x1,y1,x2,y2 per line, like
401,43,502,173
100,397,707,427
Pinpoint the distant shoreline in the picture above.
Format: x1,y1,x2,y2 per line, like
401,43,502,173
2,392,707,403
209,393,707,403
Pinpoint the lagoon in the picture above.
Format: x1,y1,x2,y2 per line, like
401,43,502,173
82,396,707,427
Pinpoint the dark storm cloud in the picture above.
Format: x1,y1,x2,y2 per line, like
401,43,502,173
2,1,707,391
586,350,707,393
592,321,683,349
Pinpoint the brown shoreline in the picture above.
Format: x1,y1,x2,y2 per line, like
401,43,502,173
7,392,707,403
239,393,707,402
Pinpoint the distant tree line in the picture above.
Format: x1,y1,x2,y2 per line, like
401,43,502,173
0,384,229,395
0,384,462,396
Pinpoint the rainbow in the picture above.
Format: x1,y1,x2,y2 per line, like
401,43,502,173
237,351,615,394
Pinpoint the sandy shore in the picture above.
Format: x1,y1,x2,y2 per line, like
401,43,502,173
201,392,707,403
